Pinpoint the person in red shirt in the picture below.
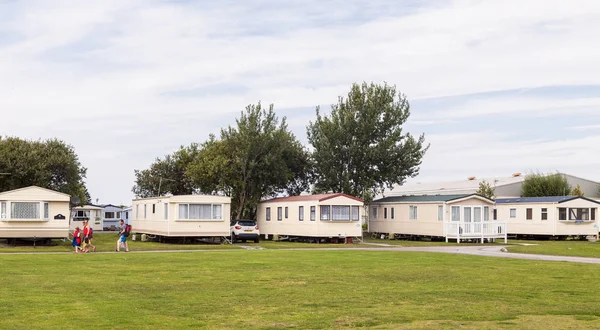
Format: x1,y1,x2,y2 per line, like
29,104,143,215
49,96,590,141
82,221,97,253
72,226,82,254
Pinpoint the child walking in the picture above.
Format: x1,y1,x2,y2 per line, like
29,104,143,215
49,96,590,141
72,226,82,254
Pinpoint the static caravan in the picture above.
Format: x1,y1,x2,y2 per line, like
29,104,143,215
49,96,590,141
122,207,132,224
256,193,364,241
71,205,103,231
495,196,600,239
0,186,70,240
131,195,231,238
100,204,124,230
369,194,506,243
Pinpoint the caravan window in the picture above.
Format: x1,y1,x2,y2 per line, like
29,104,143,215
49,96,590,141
320,206,331,220
178,204,223,220
11,202,41,219
451,206,460,221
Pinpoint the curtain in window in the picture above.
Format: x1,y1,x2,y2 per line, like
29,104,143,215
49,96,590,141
1,201,6,219
463,208,472,222
179,204,189,219
409,206,418,220
11,202,40,219
332,206,351,220
438,206,443,221
44,203,49,219
212,205,222,219
189,204,211,219
320,206,330,220
474,207,481,222
483,207,489,221
351,206,359,220
451,206,460,221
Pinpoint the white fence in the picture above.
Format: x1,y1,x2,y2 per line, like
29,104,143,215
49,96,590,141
445,221,507,243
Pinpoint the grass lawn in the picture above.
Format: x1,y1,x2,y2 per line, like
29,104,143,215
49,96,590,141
0,232,240,253
506,239,600,258
2,250,600,329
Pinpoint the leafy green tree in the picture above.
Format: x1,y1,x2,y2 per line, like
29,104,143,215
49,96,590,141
187,103,312,219
476,180,495,199
132,144,200,198
0,136,89,204
521,172,572,197
571,184,584,197
306,82,429,203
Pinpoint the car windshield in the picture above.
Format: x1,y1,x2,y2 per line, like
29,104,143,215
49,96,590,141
237,221,256,227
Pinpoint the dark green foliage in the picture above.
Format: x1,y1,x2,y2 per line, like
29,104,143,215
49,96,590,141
521,172,572,197
307,82,429,203
0,136,88,204
187,103,312,219
132,144,200,198
476,180,495,199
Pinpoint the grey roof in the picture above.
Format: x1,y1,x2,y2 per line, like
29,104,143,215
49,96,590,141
372,194,480,204
495,196,600,204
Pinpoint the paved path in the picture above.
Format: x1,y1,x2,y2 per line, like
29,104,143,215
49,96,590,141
2,245,600,264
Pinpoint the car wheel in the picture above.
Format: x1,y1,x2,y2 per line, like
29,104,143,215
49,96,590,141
231,233,236,244
254,238,259,243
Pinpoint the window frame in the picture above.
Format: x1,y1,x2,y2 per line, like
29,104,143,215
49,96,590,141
391,207,395,220
164,203,169,220
383,207,387,220
310,206,316,221
4,201,50,221
285,207,288,219
438,205,444,221
526,208,533,220
266,207,271,221
541,208,548,220
409,206,418,220
509,208,516,219
277,207,283,221
320,205,331,220
299,206,304,221
451,206,460,222
483,206,489,221
177,203,224,221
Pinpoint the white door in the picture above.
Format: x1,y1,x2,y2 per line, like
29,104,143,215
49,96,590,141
473,207,482,234
463,207,472,234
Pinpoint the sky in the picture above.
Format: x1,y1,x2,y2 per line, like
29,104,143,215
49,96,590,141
0,0,599,205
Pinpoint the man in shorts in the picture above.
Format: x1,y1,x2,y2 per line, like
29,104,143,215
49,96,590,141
116,219,129,252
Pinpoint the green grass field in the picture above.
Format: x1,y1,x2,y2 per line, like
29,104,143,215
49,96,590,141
0,234,503,254
2,250,600,329
506,239,600,258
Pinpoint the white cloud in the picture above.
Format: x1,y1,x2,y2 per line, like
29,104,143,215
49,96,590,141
0,0,599,203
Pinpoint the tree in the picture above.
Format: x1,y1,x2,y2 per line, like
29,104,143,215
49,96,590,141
187,103,312,219
476,180,495,199
132,144,200,198
0,136,89,204
521,172,572,197
306,82,429,203
571,184,585,197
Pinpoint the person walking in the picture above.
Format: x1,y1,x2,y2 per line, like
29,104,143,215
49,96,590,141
116,219,129,252
72,226,82,254
82,220,97,252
